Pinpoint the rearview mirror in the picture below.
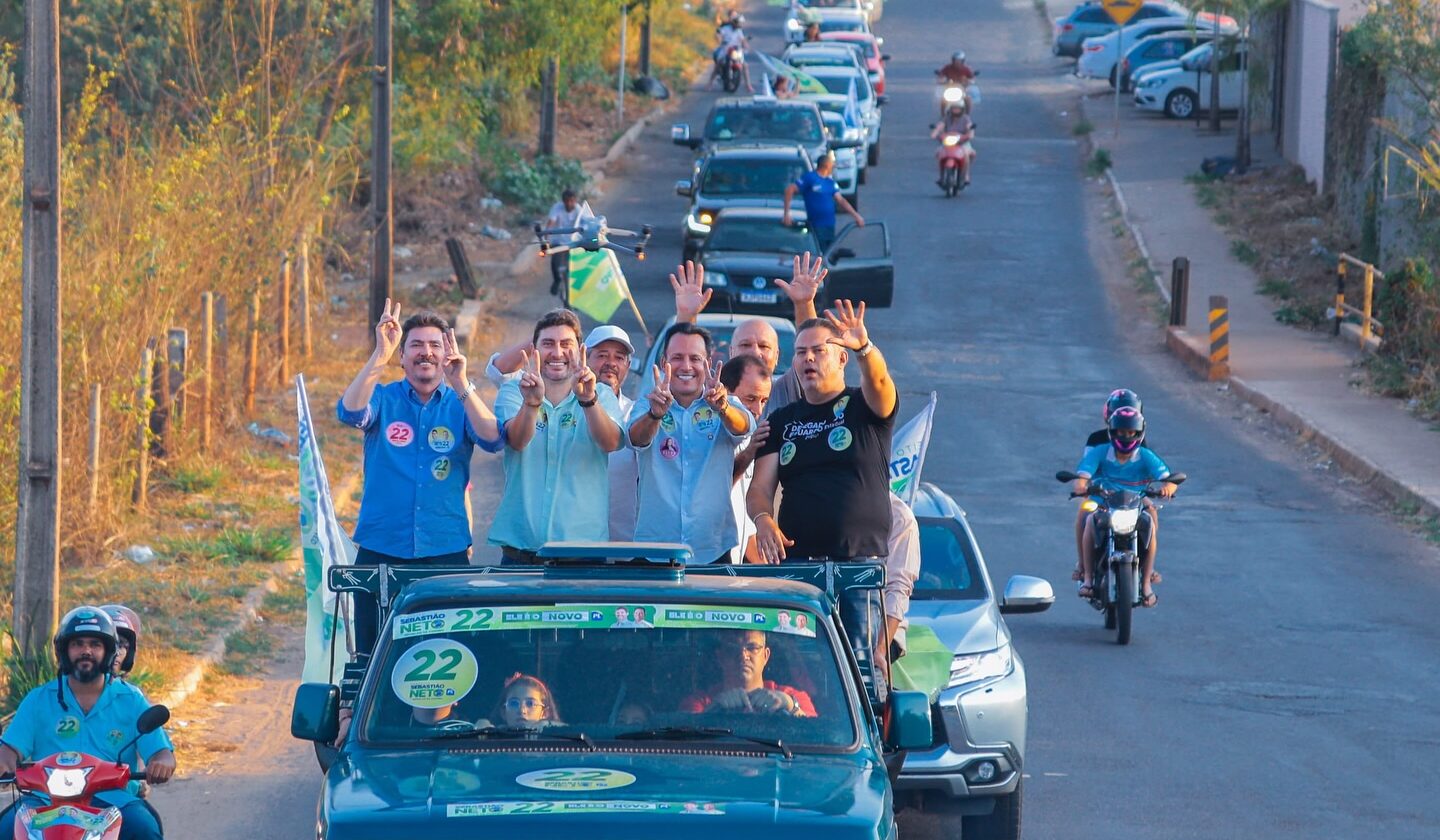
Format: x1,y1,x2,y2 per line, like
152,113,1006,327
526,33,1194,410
291,683,340,743
670,123,691,145
136,705,170,735
876,94,889,106
1056,470,1079,483
1000,575,1055,615
887,691,933,751
882,53,892,62
1166,472,1187,485
675,180,694,198
830,247,856,261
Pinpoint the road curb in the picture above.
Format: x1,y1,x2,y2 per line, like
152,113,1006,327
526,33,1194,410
1104,167,1169,305
1227,376,1440,523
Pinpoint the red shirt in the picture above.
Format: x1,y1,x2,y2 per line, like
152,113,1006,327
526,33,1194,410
936,63,975,83
681,681,818,717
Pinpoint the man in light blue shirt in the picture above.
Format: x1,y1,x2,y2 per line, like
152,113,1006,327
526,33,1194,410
0,607,174,840
629,323,754,563
338,301,503,651
490,309,625,561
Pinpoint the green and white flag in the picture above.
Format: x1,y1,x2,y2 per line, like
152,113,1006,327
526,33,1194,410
297,375,355,683
756,53,829,95
568,248,630,322
889,392,938,504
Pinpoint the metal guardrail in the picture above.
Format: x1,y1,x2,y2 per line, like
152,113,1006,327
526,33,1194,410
1334,253,1385,346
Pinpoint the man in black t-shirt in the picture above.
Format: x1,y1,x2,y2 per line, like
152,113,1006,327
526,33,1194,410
746,300,898,561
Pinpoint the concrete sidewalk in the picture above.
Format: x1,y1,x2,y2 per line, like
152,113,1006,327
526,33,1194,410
1079,92,1440,522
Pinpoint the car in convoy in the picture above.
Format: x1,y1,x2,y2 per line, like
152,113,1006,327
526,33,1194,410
796,7,872,42
893,483,1054,840
796,64,884,166
1051,0,1196,58
1073,14,1234,84
819,110,862,201
1116,30,1218,91
637,312,798,396
675,144,813,262
291,545,933,839
820,31,890,95
672,96,831,164
690,208,894,315
1132,40,1246,119
785,0,872,43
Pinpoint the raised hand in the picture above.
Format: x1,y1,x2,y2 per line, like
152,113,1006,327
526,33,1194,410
670,260,712,320
823,298,869,351
375,298,402,359
572,348,598,403
519,350,544,407
703,359,729,411
647,363,674,418
442,328,468,390
776,252,828,304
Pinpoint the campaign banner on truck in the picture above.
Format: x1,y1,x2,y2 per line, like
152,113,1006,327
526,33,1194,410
297,375,356,683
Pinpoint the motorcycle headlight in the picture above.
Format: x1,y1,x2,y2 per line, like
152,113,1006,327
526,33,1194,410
45,767,92,798
943,134,961,146
1109,508,1139,535
943,86,965,103
703,271,728,287
949,644,1013,688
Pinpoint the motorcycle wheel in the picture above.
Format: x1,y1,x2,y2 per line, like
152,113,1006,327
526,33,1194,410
723,67,740,93
1114,560,1135,645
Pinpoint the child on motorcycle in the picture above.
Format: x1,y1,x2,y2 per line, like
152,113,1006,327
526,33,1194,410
1070,407,1176,607
930,100,976,189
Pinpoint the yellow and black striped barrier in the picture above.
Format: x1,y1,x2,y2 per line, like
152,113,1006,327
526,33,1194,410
1208,295,1230,380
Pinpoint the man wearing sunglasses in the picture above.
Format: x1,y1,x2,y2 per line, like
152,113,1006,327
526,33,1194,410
680,630,816,716
1069,407,1176,607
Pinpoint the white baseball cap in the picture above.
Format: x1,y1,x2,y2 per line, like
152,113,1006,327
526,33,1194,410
584,324,634,355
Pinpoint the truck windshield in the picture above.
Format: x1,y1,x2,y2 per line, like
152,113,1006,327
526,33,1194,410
705,107,824,144
701,160,808,196
363,601,858,750
706,218,816,254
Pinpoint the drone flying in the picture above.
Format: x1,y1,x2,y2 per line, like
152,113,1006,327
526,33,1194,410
534,215,654,260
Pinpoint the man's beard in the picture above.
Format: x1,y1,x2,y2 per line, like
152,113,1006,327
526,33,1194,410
70,659,104,683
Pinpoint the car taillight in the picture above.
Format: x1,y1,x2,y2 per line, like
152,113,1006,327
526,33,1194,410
1062,23,1074,31
1085,43,1104,51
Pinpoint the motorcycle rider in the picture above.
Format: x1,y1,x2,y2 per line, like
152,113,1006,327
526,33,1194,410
1070,390,1167,585
935,50,975,83
710,11,754,92
102,603,143,679
0,607,175,840
1070,408,1176,607
930,99,976,189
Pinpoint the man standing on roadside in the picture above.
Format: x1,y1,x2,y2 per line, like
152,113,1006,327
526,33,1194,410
486,324,640,540
543,189,594,298
782,154,863,253
630,324,754,563
489,309,625,562
339,301,502,651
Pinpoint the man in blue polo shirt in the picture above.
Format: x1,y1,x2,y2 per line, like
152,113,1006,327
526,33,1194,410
338,300,503,651
0,607,174,840
629,323,754,564
490,309,625,562
781,153,864,253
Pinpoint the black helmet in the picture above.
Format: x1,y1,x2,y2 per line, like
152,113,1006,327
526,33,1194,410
1103,388,1142,422
53,606,118,676
101,604,142,674
1108,406,1146,453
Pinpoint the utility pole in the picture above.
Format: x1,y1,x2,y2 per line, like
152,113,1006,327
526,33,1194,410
639,0,653,81
370,0,393,336
15,0,63,657
539,58,558,157
618,3,628,129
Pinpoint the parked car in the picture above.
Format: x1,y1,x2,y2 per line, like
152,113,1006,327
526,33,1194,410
895,483,1054,840
691,207,894,316
1073,14,1234,84
674,144,813,262
292,546,934,839
1052,0,1195,58
1132,40,1246,119
820,31,890,95
1117,31,1217,91
797,63,885,166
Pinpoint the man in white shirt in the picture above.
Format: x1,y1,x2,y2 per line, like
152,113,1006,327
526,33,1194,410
543,189,594,297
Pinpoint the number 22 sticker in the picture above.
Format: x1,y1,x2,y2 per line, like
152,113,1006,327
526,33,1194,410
390,638,478,709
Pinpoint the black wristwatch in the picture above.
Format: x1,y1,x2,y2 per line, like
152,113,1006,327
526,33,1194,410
578,396,598,408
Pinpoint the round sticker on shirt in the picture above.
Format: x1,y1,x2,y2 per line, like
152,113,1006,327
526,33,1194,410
833,395,850,420
828,427,853,451
54,715,81,740
391,638,478,709
431,456,453,481
660,437,680,460
428,427,455,453
692,406,718,431
535,409,549,431
660,413,678,433
386,421,415,447
779,441,797,465
558,411,577,429
516,768,637,791
107,729,126,748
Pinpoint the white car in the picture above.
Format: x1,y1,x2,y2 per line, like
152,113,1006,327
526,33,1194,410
785,0,871,43
1132,41,1246,119
1075,14,1235,85
820,111,861,204
799,64,884,166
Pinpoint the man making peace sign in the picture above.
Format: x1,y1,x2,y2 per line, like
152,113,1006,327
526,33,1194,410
628,323,755,564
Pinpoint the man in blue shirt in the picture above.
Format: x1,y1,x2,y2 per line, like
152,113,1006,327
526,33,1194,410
629,323,754,563
0,607,174,840
489,309,625,562
338,300,503,651
781,153,864,253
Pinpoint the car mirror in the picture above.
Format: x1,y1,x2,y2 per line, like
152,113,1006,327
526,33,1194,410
670,123,691,144
830,247,857,262
881,53,892,62
886,691,933,751
675,179,694,198
291,683,341,743
876,94,889,106
1000,575,1055,615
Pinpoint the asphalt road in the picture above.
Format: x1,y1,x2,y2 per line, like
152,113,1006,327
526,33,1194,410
153,0,1440,836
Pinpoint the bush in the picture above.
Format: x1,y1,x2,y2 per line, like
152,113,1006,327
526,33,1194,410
1373,259,1440,407
487,153,592,216
1087,148,1113,176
